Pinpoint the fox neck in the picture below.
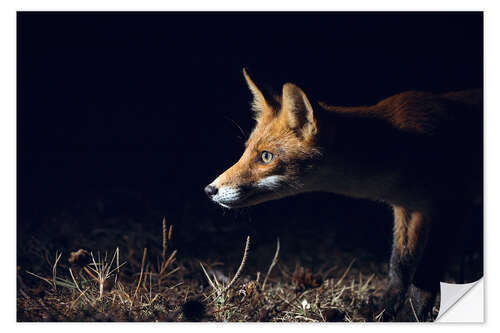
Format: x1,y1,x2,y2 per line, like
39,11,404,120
310,105,404,201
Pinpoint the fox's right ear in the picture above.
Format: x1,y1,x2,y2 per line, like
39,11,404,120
242,68,275,121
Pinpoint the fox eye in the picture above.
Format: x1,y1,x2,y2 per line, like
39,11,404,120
260,151,274,164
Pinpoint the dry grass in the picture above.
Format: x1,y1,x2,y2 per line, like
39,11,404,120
17,217,398,322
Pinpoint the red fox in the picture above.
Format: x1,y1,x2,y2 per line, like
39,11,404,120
205,69,483,321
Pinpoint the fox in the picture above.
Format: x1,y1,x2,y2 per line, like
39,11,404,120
205,69,483,321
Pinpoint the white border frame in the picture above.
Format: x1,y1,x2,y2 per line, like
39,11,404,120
3,1,498,332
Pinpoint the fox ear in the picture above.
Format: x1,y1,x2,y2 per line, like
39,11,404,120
242,68,275,121
281,83,318,138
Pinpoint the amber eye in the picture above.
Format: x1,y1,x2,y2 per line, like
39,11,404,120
260,151,274,164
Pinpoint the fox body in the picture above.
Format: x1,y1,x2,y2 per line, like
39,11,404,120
205,69,482,321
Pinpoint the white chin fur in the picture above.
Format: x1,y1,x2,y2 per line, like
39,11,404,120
211,186,243,207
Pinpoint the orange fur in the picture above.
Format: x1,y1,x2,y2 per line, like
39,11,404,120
393,206,428,257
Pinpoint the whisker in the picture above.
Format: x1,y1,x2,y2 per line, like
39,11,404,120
224,116,247,140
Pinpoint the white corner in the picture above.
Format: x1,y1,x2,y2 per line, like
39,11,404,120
436,278,484,322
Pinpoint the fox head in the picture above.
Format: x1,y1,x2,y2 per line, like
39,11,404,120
205,69,323,208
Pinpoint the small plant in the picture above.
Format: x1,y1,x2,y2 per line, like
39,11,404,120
156,218,179,291
26,250,64,292
87,248,125,299
200,236,250,321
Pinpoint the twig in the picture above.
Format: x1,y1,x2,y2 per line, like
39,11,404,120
83,266,99,283
200,262,217,291
409,298,420,322
161,250,177,274
374,308,385,322
224,236,250,292
262,238,280,291
68,268,82,293
360,273,375,291
335,259,356,287
212,272,221,290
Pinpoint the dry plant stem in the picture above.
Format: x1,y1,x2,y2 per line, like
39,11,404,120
200,262,217,291
26,251,63,292
163,266,180,278
223,236,250,293
83,266,99,283
162,217,167,261
200,237,250,300
335,259,356,287
68,268,83,294
133,248,147,302
26,271,53,288
149,272,152,301
262,238,280,291
158,249,177,290
409,298,419,322
68,268,92,305
375,309,385,321
18,288,29,299
360,273,375,291
68,287,90,311
52,251,62,291
159,219,176,290
90,253,104,298
161,250,177,274
115,247,120,285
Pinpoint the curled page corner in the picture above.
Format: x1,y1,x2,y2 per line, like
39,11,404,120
436,278,483,322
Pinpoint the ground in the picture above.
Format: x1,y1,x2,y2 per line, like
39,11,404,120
18,188,478,322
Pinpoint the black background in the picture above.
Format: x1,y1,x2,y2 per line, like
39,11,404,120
17,12,483,265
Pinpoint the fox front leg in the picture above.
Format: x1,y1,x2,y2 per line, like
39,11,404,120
395,284,437,321
395,202,472,321
378,206,431,320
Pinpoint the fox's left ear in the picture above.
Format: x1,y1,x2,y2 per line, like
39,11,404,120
243,68,276,122
281,83,318,139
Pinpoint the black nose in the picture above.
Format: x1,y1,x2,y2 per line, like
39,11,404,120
204,185,218,197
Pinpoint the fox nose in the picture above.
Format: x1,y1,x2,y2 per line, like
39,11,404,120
204,184,218,197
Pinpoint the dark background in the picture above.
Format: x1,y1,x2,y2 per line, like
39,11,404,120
17,12,483,272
